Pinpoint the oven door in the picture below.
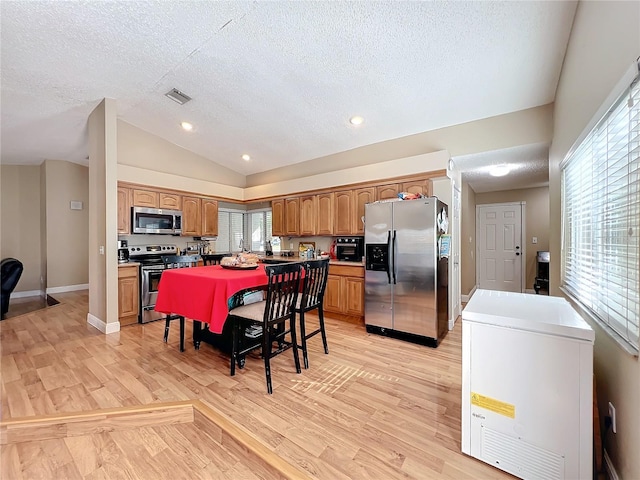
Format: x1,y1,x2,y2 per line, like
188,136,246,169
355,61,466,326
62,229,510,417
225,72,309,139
141,267,165,323
337,244,361,261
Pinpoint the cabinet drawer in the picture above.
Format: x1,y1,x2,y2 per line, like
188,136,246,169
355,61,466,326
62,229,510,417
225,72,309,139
118,265,139,279
329,264,364,278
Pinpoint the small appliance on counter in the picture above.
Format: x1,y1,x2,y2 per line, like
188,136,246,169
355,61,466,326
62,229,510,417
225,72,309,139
335,237,364,261
117,239,129,263
265,240,273,256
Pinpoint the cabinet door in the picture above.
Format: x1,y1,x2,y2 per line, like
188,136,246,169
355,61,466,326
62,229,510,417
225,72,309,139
376,184,401,200
352,187,375,235
316,193,334,235
182,196,202,236
117,187,130,234
344,277,364,316
324,275,343,313
402,179,432,197
271,199,285,237
285,198,300,236
118,266,139,326
299,196,317,236
132,189,159,208
333,191,352,236
201,198,218,237
159,193,181,210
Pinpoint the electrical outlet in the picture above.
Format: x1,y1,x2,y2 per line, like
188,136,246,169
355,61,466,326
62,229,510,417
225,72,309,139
608,402,617,433
99,246,105,255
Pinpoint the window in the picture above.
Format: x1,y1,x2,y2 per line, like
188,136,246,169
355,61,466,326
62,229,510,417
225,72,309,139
561,70,639,352
211,209,244,253
212,208,278,253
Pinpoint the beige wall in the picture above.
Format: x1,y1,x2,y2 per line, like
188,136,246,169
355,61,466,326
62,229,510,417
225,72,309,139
44,160,89,288
461,180,476,296
475,186,549,291
0,165,42,293
550,1,640,479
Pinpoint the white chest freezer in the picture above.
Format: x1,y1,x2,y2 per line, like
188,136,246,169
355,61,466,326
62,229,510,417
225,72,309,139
461,290,594,480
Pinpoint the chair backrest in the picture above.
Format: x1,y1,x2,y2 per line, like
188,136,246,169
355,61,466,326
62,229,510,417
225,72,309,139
162,255,201,269
263,263,303,326
1,258,24,293
202,254,224,266
299,258,330,310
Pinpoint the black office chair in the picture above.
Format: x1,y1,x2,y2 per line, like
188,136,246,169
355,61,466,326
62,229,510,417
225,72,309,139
295,258,330,369
160,255,201,351
1,258,24,320
228,262,303,394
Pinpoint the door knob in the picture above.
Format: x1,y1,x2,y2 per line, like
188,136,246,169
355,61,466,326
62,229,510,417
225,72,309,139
516,252,520,256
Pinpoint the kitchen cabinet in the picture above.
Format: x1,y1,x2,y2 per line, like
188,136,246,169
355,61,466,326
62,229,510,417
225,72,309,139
352,187,375,235
376,184,401,200
333,190,352,236
402,179,432,196
118,264,139,326
117,186,130,234
132,189,159,208
201,198,218,237
285,198,300,236
182,196,202,236
300,196,317,236
271,199,285,237
316,193,334,235
159,193,181,210
324,263,364,321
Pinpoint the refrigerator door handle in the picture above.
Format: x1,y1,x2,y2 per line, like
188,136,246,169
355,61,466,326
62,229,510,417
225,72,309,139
386,230,392,284
392,230,397,284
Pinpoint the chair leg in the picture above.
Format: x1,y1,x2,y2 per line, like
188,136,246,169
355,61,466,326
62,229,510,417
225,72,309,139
318,307,329,354
230,319,238,376
263,329,273,394
290,314,301,374
299,310,309,369
179,317,185,352
163,317,171,343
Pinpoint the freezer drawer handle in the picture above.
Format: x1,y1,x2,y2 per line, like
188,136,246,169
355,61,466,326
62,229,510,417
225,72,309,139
392,230,397,284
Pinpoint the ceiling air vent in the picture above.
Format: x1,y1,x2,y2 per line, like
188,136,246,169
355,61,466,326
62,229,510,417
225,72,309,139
165,88,192,105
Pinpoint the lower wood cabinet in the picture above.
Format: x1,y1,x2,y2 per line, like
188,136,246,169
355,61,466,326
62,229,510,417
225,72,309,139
324,264,364,321
118,264,139,326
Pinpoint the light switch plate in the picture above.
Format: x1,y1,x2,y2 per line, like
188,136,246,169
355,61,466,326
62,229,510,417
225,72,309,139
532,236,538,244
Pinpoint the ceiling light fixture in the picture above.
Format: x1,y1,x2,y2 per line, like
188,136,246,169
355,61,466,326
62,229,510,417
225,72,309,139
349,115,364,126
242,154,251,161
165,88,192,105
489,165,510,177
181,121,193,131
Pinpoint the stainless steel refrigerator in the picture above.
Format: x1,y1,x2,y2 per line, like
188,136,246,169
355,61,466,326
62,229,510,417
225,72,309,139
364,197,449,347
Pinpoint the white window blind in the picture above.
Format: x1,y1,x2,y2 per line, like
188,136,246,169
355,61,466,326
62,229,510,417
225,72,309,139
561,73,640,352
247,210,273,252
211,210,245,253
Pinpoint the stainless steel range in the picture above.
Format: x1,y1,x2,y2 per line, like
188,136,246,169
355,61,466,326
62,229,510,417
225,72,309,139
128,244,177,323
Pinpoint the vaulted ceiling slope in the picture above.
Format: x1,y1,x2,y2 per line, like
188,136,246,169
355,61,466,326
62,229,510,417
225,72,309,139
0,1,576,181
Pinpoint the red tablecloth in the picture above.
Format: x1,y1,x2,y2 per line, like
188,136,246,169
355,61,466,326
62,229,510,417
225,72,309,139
154,265,268,334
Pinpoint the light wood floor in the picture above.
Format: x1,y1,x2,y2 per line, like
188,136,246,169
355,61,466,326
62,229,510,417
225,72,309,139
1,290,515,479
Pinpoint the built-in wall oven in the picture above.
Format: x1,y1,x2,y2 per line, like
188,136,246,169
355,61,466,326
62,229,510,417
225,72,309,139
128,244,177,323
335,237,364,262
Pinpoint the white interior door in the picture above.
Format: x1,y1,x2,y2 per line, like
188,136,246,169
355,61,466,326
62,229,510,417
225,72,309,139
452,186,461,323
477,203,523,292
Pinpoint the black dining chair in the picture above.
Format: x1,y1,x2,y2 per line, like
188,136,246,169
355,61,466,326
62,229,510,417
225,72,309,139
160,254,201,351
227,262,303,394
294,258,330,368
1,258,24,320
202,254,225,266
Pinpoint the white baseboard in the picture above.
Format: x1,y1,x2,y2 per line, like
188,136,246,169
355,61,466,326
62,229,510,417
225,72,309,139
604,449,619,480
87,313,120,334
11,289,45,299
47,284,89,294
448,318,455,330
461,285,476,303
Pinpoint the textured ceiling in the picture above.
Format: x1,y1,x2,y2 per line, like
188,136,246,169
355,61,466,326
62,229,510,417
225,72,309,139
1,1,576,189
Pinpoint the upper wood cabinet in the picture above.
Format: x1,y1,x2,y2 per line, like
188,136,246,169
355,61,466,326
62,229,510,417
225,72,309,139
132,189,159,208
182,196,202,236
117,187,130,234
402,179,432,197
159,193,181,210
285,198,300,236
352,187,375,235
271,199,285,237
299,196,317,236
376,184,401,200
201,198,218,237
334,190,352,236
316,193,334,235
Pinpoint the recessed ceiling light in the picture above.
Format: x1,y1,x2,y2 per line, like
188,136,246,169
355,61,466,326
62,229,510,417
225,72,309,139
181,121,193,131
349,115,364,126
489,165,510,177
242,154,251,161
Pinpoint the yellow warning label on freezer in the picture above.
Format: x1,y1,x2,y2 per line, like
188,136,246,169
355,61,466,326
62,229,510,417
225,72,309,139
471,392,515,418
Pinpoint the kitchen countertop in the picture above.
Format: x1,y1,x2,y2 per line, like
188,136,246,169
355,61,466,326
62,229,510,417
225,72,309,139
118,261,140,267
258,254,363,267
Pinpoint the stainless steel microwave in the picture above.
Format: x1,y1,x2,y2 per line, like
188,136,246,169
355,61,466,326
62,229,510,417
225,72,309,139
132,206,182,235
